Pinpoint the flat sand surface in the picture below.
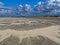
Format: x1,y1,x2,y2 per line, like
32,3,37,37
0,17,60,45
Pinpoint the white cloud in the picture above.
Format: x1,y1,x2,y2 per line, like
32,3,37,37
48,0,55,2
37,2,42,5
25,4,32,11
48,0,60,2
0,1,60,16
55,0,60,2
0,2,4,8
19,5,23,7
0,2,4,5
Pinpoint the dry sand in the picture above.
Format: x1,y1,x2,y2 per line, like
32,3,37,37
0,25,60,45
0,18,60,45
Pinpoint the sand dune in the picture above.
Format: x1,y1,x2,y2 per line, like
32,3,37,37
0,25,60,45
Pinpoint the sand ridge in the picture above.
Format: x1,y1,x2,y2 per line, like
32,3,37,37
0,25,60,44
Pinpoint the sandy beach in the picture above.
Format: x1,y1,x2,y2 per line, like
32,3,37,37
0,17,60,45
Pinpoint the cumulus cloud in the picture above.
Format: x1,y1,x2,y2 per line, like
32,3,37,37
37,2,42,5
0,2,4,6
0,0,60,16
25,4,32,11
48,0,55,2
19,5,23,7
0,2,4,8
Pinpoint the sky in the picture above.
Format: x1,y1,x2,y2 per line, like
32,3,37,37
0,0,46,7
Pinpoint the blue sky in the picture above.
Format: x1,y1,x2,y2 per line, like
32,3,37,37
0,0,46,7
